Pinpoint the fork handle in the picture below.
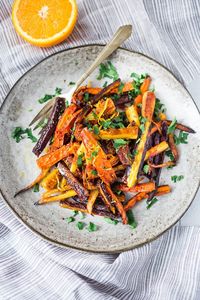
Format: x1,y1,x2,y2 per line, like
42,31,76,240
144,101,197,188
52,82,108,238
76,25,132,88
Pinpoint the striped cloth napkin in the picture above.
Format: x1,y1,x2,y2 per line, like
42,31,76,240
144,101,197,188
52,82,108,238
0,0,200,299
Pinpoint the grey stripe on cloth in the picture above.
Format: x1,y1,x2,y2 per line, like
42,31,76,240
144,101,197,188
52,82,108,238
0,0,200,299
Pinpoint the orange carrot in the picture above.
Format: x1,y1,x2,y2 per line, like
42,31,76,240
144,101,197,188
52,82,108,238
140,76,151,94
118,182,156,193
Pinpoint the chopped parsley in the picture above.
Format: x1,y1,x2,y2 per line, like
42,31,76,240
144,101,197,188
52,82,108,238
67,217,75,223
73,210,79,217
104,218,118,225
33,183,39,192
76,222,85,230
165,150,174,161
103,81,108,88
113,139,128,150
68,81,75,86
118,82,125,94
93,125,100,135
99,119,112,129
65,100,69,107
130,72,147,97
91,150,99,157
174,131,188,145
84,92,90,102
79,212,85,219
146,197,158,209
133,149,139,156
77,154,84,167
171,175,184,183
91,170,98,176
143,164,149,174
139,116,147,133
154,98,166,120
97,61,119,81
126,210,137,229
38,87,62,104
12,127,37,143
87,222,98,232
167,118,177,134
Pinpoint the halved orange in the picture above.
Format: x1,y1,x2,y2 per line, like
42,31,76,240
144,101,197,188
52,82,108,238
12,0,78,47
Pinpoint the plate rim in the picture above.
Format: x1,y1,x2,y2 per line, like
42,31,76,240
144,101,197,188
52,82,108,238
0,43,200,253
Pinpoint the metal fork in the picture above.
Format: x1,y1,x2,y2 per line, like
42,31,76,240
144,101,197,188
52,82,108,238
29,25,132,127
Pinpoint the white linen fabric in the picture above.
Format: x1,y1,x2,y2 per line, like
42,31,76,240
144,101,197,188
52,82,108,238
0,0,200,299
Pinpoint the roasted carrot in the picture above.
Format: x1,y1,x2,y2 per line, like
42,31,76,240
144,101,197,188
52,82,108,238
118,182,156,193
124,192,147,211
105,184,127,224
145,141,169,161
41,168,61,190
148,161,175,168
81,128,116,185
99,126,138,140
134,94,142,106
140,76,151,94
168,134,179,161
125,105,140,127
166,120,195,133
127,91,156,187
87,189,99,214
37,144,79,169
14,168,49,197
124,184,171,211
35,190,77,205
98,181,116,214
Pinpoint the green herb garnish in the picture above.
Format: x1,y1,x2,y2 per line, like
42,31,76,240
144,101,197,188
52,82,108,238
133,149,139,156
118,82,125,94
126,210,137,229
167,118,177,134
68,81,75,86
171,175,184,183
165,150,174,161
113,139,128,150
146,197,158,209
154,98,166,120
65,100,69,107
174,131,188,145
12,127,37,143
76,222,85,230
87,222,97,232
97,61,119,81
77,154,84,167
91,170,98,176
103,81,108,88
73,210,79,217
33,183,39,192
143,164,149,174
91,150,98,157
38,87,62,104
104,218,118,225
93,125,100,135
84,92,90,102
67,217,75,223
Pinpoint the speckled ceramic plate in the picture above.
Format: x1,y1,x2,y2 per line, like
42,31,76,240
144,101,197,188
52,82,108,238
0,45,200,253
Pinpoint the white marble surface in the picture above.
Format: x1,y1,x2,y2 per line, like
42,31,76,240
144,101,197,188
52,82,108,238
180,78,200,226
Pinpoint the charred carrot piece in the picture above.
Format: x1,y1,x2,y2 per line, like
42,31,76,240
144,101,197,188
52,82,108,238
81,128,116,185
145,141,169,161
14,169,49,197
92,79,121,105
98,181,116,214
124,192,147,211
35,190,77,205
124,185,171,211
168,134,179,161
166,120,195,133
127,91,156,187
125,105,140,127
99,126,138,140
52,107,82,149
118,182,156,193
148,161,175,168
134,94,142,106
37,145,69,169
105,184,127,224
140,76,151,94
87,189,99,214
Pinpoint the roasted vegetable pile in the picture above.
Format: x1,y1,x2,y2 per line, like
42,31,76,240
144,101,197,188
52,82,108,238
14,66,195,227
